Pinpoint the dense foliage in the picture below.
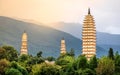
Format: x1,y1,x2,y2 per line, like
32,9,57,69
0,45,120,75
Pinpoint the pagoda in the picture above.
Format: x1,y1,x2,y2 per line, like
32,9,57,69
60,38,67,54
20,31,28,55
82,8,96,60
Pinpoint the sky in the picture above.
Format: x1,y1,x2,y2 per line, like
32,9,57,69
0,0,120,34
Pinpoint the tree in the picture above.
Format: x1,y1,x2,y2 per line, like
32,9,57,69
89,55,97,70
5,68,22,75
56,55,74,66
0,59,9,75
32,63,60,75
115,51,120,67
37,51,42,57
46,56,55,61
114,52,120,74
67,48,75,56
8,61,28,75
60,62,76,75
19,54,29,62
77,55,88,69
82,68,96,75
115,51,119,57
2,46,18,61
56,59,69,66
0,47,6,59
108,48,114,60
96,57,115,75
27,56,44,65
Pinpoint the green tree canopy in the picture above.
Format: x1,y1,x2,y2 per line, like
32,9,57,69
114,53,120,74
96,57,115,75
46,56,55,61
5,68,22,75
32,63,60,75
0,47,6,59
8,61,28,75
2,45,18,61
37,51,42,57
19,54,29,62
0,59,9,75
89,55,98,70
76,55,88,70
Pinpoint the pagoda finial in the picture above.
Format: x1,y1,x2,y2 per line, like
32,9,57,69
24,30,26,33
62,37,64,40
88,8,91,15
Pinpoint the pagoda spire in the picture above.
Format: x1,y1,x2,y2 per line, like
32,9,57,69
88,8,91,15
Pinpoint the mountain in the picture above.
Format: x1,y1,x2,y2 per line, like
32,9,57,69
49,22,82,39
0,16,109,57
0,16,83,57
49,22,120,52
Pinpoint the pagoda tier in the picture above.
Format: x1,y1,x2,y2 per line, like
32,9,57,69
82,8,96,60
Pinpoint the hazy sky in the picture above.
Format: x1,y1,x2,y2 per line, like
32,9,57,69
0,0,120,34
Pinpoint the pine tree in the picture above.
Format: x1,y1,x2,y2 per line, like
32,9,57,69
69,48,75,56
108,48,114,60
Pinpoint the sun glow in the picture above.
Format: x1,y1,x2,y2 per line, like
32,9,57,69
0,0,101,24
0,0,119,34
